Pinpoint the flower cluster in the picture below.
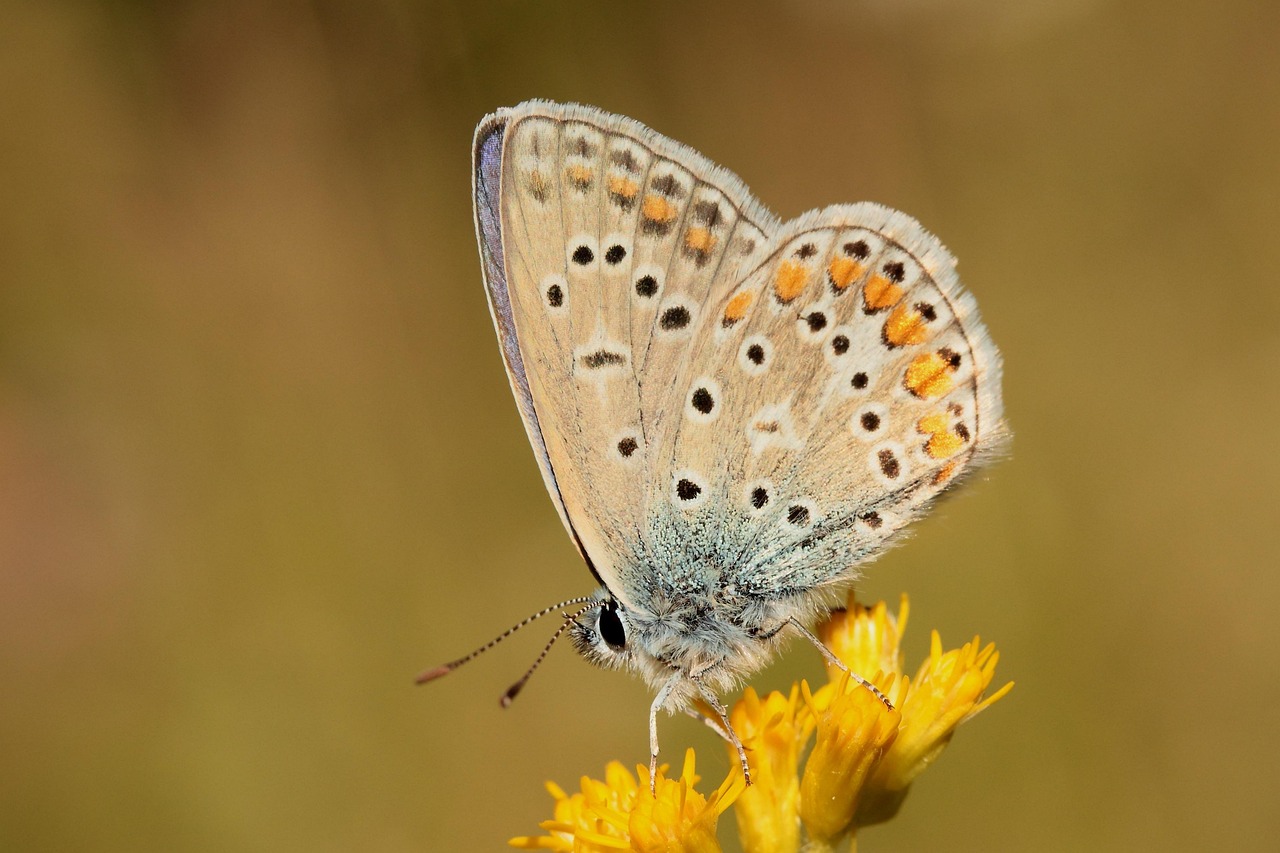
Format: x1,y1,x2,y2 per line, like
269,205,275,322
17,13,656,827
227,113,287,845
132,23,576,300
509,749,742,852
511,594,1012,852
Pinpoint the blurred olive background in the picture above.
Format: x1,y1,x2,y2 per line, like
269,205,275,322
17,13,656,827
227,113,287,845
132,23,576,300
2,1,1277,850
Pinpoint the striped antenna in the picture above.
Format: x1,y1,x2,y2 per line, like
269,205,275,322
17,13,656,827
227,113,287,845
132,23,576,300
500,603,596,708
415,596,593,684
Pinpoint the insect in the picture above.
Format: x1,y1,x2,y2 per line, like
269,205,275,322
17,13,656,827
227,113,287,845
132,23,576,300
421,100,1006,785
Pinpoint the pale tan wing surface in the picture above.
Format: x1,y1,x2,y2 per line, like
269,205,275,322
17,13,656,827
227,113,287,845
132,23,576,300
478,101,777,605
658,204,1005,598
476,100,1003,609
474,113,588,566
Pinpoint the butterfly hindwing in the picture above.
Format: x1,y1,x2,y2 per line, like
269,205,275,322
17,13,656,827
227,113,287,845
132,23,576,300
659,206,1004,599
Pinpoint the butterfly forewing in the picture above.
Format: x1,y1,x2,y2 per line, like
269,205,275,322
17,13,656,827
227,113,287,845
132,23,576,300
484,104,776,605
475,100,1003,613
496,115,640,592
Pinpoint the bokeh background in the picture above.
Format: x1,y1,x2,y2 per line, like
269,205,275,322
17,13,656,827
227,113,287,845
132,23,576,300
3,1,1277,850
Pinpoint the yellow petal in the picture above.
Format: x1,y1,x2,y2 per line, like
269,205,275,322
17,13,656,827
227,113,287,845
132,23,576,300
819,594,909,684
798,676,901,845
856,632,1014,826
727,686,803,853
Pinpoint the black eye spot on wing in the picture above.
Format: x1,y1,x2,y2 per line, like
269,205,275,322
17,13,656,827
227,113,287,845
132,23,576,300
546,283,564,307
651,174,685,198
831,335,850,355
635,275,658,297
738,336,773,376
676,478,702,501
605,244,627,265
581,350,626,370
617,436,638,458
610,149,639,172
851,372,869,389
751,486,769,509
692,200,722,227
844,240,870,259
691,387,714,415
661,306,691,330
787,504,811,526
572,245,594,265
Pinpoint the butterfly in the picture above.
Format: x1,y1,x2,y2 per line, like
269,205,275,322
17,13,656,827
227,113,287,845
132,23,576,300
422,100,1006,784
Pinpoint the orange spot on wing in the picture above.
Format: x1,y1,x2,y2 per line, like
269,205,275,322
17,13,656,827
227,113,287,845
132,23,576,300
862,273,903,312
883,304,932,348
904,352,957,399
918,408,970,464
925,429,965,460
916,412,950,434
774,260,808,303
828,256,863,291
608,174,638,199
723,290,755,325
685,227,717,254
641,194,678,223
566,163,593,187
932,461,957,485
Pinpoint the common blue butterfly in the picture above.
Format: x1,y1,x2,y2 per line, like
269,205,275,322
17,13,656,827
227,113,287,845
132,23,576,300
423,101,1006,784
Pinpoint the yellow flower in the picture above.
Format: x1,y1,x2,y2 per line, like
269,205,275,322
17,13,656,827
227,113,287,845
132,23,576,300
517,594,1010,852
724,686,804,853
631,749,743,852
856,629,1015,826
508,761,635,852
798,674,901,845
809,592,1014,835
819,596,908,685
510,749,742,853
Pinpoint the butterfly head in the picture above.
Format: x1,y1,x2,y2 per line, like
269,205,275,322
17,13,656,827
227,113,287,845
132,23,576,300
568,585,795,697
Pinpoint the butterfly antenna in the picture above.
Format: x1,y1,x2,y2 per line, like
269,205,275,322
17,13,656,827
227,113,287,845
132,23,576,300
500,603,595,708
415,596,593,684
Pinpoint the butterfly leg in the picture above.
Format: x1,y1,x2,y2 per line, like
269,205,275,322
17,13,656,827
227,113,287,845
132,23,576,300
681,705,733,744
693,680,752,786
648,674,680,794
789,617,894,710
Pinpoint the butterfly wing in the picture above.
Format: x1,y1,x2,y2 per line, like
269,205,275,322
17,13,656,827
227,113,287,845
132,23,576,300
653,206,1006,600
474,101,1005,613
473,101,777,603
474,110,595,576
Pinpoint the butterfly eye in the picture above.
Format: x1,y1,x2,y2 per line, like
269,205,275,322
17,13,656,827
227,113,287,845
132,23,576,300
598,600,626,650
